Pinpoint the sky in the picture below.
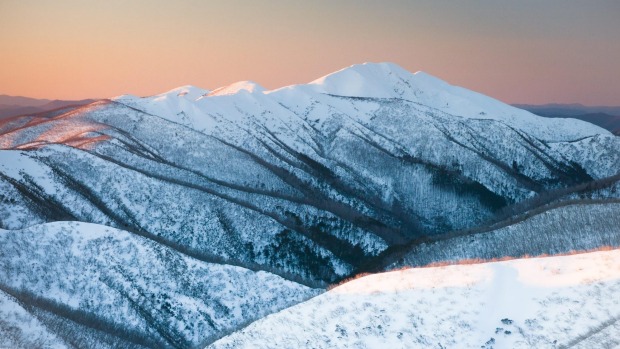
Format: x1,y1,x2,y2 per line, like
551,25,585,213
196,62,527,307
0,0,618,105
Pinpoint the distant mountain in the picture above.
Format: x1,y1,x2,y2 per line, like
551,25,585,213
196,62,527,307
1,62,619,347
514,103,620,135
0,94,97,119
209,248,620,349
513,103,620,116
0,95,54,107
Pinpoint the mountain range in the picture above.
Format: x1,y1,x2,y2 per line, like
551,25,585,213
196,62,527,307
0,95,97,120
515,103,620,135
1,62,619,348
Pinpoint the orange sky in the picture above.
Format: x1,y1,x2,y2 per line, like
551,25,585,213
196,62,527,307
1,0,619,105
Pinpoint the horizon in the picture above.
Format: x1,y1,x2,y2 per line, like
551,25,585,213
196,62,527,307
1,62,619,109
1,1,619,105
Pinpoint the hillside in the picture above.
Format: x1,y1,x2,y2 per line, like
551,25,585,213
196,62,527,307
0,222,320,349
209,248,620,349
380,201,620,270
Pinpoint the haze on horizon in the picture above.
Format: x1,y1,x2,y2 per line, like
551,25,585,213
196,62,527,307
1,0,618,106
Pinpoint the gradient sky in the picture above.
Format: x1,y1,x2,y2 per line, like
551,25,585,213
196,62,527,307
1,0,619,105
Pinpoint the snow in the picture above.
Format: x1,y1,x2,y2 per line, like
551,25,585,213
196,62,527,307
207,81,266,97
116,85,209,101
0,291,66,349
393,202,620,269
0,221,321,348
276,62,609,141
0,150,58,193
209,249,620,349
306,62,412,99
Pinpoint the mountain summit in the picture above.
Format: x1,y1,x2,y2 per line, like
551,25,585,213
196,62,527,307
115,62,609,141
208,81,266,96
306,62,422,98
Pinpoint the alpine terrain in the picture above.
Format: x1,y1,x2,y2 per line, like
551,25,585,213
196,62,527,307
209,249,620,349
1,62,619,348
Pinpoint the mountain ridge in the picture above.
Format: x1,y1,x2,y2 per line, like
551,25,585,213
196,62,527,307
112,62,610,144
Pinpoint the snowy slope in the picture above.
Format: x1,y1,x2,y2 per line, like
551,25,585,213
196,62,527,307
209,249,620,349
281,62,608,142
0,291,66,349
384,202,620,270
0,222,320,349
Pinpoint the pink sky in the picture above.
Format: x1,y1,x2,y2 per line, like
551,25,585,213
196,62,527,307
1,1,618,105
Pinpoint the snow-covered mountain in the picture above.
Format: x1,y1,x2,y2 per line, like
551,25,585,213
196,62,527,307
116,63,608,142
1,62,619,347
209,248,620,349
2,63,618,284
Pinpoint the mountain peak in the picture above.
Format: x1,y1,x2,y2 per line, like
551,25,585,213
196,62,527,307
160,85,210,99
112,85,210,104
302,62,452,101
207,81,266,97
306,62,416,98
